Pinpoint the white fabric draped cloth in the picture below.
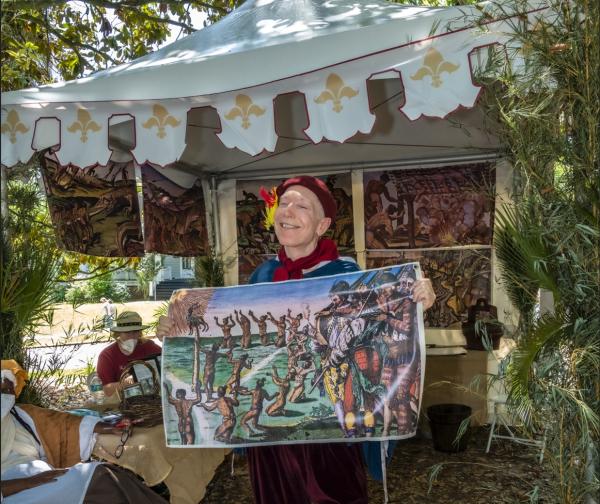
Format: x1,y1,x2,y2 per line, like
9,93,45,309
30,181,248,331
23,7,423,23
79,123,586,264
1,406,101,504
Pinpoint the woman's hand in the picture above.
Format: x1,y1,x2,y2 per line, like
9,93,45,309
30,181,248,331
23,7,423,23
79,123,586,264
0,469,68,496
413,278,436,311
156,315,175,342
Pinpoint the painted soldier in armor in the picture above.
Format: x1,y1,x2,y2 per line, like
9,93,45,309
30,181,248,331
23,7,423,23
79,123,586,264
314,280,365,436
376,268,419,436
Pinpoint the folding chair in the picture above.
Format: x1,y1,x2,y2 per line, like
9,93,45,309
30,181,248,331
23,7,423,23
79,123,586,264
485,395,546,463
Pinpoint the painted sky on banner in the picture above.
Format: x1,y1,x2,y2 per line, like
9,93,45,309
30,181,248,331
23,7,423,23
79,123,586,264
199,266,406,338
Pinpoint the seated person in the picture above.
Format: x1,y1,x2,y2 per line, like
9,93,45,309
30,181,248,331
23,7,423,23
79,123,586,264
96,311,161,398
0,359,166,503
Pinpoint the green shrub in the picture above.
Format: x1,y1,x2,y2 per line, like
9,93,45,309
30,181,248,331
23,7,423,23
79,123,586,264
51,282,68,303
64,284,87,305
64,276,130,304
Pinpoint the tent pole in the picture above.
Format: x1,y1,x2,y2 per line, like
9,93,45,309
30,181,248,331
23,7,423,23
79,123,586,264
210,175,222,255
0,165,7,223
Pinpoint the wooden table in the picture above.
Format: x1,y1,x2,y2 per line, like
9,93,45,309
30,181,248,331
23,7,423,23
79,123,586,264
93,424,228,504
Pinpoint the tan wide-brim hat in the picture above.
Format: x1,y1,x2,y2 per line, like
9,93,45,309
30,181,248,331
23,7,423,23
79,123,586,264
110,310,149,332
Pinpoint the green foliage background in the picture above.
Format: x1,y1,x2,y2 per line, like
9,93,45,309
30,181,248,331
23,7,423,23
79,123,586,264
481,1,599,501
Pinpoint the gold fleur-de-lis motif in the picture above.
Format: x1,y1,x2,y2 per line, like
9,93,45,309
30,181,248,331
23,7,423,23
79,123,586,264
410,47,460,88
314,73,359,113
67,108,102,142
224,94,265,129
142,104,181,139
1,109,30,144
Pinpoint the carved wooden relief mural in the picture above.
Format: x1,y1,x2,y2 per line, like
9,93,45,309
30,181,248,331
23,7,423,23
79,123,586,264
366,249,492,328
141,164,209,257
41,155,144,257
238,254,276,285
363,164,495,250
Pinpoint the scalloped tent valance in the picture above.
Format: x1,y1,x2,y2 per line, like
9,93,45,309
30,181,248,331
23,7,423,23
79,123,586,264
1,0,549,169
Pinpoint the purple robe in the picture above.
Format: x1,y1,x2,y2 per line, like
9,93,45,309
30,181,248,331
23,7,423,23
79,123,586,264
247,258,368,504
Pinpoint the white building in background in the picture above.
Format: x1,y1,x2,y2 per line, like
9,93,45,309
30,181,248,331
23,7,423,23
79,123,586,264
112,255,196,299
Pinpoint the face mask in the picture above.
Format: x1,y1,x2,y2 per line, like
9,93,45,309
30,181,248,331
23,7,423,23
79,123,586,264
1,393,15,420
119,339,137,355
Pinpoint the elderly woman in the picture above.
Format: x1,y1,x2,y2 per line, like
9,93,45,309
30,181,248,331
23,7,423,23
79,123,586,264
158,175,435,504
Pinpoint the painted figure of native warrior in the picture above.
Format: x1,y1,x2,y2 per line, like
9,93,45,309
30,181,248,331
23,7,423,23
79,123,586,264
266,311,287,347
285,309,303,343
201,343,228,400
163,384,202,445
234,309,253,349
266,366,295,417
187,303,209,337
198,386,240,442
238,378,277,434
364,172,397,220
224,350,253,394
289,360,316,403
214,315,236,349
248,309,271,345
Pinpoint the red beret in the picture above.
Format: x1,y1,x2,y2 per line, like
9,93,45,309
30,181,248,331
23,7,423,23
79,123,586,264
276,176,337,221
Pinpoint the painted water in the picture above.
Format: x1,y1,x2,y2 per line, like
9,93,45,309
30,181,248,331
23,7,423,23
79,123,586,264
162,334,342,447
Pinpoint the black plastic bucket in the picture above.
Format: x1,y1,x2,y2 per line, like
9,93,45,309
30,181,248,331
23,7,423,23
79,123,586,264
427,404,472,453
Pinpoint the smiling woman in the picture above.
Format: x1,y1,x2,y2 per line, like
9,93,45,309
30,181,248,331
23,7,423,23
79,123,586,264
274,185,330,259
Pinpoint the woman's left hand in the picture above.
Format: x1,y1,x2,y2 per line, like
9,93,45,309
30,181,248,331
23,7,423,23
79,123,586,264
413,278,436,311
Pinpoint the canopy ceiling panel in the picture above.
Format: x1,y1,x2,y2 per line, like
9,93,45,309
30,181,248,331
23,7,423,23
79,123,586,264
175,78,500,178
1,0,549,169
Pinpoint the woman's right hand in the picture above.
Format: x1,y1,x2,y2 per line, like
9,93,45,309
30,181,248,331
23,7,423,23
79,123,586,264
156,315,175,342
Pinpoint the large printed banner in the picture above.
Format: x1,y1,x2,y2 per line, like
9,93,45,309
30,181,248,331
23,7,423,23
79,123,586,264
162,263,425,448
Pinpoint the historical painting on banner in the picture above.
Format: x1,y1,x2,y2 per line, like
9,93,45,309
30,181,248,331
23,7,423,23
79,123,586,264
236,174,355,256
41,155,144,257
141,164,209,256
363,164,495,249
162,263,425,448
367,249,491,328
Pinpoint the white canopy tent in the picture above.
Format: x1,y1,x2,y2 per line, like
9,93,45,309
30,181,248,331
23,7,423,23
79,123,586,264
1,0,548,167
0,0,548,322
1,0,548,425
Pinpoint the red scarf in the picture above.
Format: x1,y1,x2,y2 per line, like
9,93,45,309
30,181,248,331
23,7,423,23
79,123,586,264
273,238,339,282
